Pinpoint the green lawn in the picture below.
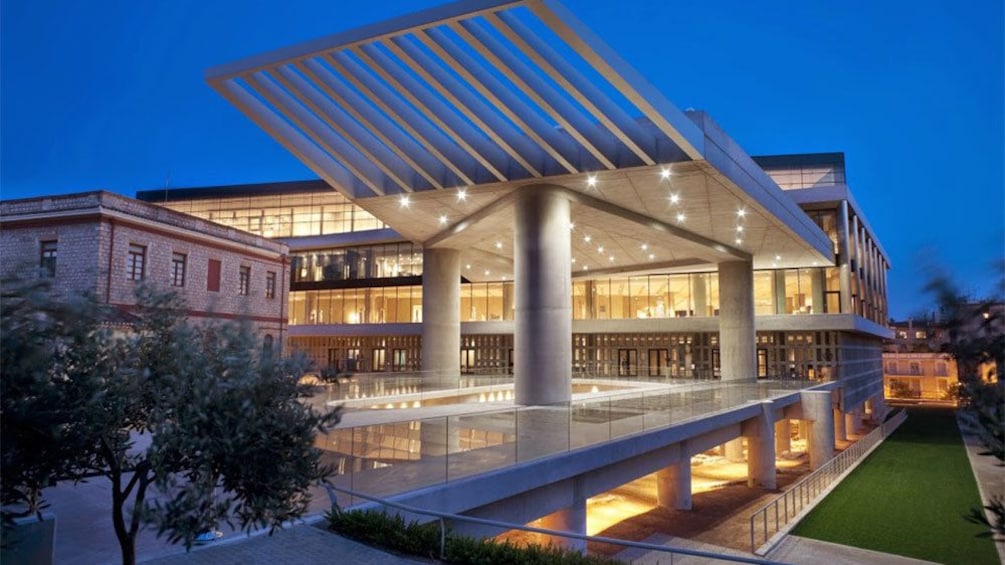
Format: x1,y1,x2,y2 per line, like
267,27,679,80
791,407,1000,565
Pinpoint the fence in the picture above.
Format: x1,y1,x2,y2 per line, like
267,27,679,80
748,409,908,554
321,379,818,508
326,483,791,565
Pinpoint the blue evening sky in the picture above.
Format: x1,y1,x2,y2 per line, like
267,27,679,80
2,0,1002,319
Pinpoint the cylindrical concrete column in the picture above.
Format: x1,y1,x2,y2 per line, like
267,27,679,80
657,451,692,511
834,407,847,441
773,270,787,314
421,248,460,386
540,480,586,552
692,274,708,316
718,260,756,382
775,419,791,454
514,186,572,405
811,268,825,314
801,391,835,471
724,438,745,462
744,402,776,489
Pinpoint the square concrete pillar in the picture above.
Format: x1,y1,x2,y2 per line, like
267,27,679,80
718,260,756,382
657,450,692,511
723,438,745,462
540,478,586,552
743,402,776,489
801,390,835,471
834,407,847,441
775,419,791,454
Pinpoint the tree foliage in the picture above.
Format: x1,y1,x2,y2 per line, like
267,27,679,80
1,277,340,564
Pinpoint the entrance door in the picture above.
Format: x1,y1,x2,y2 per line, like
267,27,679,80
648,348,668,377
618,349,638,377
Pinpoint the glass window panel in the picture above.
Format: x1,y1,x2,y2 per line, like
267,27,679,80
754,271,775,315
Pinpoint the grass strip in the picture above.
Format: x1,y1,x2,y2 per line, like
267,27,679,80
792,407,999,564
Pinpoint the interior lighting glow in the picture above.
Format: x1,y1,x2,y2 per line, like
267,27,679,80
775,255,782,261
660,167,672,180
676,213,686,223
737,208,746,218
583,265,589,271
484,269,490,276
669,193,680,204
648,253,655,260
597,246,604,253
571,258,577,264
438,215,448,225
736,225,744,232
735,238,743,245
609,255,615,262
465,264,471,269
586,174,597,187
641,243,648,250
399,195,410,208
495,241,502,249
584,235,592,243
457,188,467,202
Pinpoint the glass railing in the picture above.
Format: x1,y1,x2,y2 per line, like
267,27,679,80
318,379,816,508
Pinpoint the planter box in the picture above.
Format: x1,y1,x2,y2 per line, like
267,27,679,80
1,512,55,565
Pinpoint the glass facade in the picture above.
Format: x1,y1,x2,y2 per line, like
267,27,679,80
288,267,842,326
762,164,845,190
291,243,422,284
158,191,385,237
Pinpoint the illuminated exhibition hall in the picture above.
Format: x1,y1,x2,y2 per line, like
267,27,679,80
0,0,896,559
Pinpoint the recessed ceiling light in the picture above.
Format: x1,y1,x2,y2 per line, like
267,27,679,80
648,253,655,260
484,269,490,276
457,188,467,202
586,174,597,187
399,195,410,208
609,255,615,262
438,215,447,225
641,243,648,251
569,222,575,230
465,264,471,269
660,167,672,180
775,255,782,261
583,265,589,271
571,258,577,264
584,235,592,243
737,208,746,218
676,213,686,223
597,246,604,253
736,225,744,232
735,238,743,245
495,241,502,249
669,193,680,205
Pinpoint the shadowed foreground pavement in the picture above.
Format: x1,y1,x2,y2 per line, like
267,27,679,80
139,523,427,565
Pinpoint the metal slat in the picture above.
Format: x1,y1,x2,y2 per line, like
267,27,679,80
324,52,477,186
212,79,367,198
273,66,417,193
353,44,511,182
491,11,655,165
452,19,618,170
245,71,387,197
530,0,705,159
382,37,542,178
297,59,446,189
414,28,581,174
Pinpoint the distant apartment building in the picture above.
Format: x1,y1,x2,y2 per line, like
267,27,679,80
0,191,289,345
883,304,1003,400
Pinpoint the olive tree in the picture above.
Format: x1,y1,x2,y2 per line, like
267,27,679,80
1,277,340,565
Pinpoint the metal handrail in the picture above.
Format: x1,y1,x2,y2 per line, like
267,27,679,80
325,482,792,565
748,409,908,554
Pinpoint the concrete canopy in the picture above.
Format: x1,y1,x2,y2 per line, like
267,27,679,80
208,0,834,278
